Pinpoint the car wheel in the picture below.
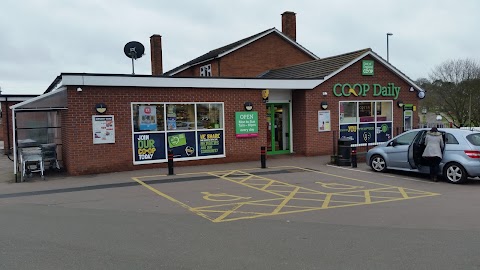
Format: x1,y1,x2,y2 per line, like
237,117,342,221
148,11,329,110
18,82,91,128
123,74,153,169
443,162,467,184
370,155,387,172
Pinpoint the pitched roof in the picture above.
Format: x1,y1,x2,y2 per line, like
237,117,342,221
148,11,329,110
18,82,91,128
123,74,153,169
163,28,319,76
259,48,426,94
260,48,372,79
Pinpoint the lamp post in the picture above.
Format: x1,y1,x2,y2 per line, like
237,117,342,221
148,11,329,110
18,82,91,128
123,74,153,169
469,89,472,128
386,33,393,62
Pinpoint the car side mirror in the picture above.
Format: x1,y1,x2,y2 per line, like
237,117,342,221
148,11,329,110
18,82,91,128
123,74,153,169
389,140,398,147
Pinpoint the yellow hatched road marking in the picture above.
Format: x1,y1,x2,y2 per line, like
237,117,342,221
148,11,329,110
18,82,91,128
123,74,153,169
364,190,371,203
133,166,440,223
273,187,300,214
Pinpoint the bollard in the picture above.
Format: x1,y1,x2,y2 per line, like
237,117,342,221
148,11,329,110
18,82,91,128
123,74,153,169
260,146,266,168
168,150,174,175
351,147,357,168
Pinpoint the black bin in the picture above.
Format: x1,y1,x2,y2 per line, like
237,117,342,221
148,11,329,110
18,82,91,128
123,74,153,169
337,138,352,166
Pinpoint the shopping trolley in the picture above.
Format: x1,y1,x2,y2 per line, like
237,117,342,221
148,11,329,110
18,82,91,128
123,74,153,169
19,147,45,182
41,143,60,170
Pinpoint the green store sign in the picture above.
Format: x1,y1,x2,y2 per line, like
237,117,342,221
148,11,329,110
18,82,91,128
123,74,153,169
333,83,401,100
362,60,374,75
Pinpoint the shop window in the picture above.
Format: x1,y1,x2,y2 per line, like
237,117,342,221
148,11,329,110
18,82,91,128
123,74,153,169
166,104,195,130
376,101,392,122
339,101,393,145
131,102,225,165
359,102,374,122
132,104,165,132
196,103,223,129
340,102,357,124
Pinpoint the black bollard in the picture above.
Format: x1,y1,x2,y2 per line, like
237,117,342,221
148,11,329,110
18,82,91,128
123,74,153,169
261,146,266,168
351,147,357,168
168,150,174,175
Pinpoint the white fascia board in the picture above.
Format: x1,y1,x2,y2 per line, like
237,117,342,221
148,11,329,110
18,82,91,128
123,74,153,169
321,51,424,92
368,51,424,92
60,74,323,90
10,87,67,110
0,97,36,102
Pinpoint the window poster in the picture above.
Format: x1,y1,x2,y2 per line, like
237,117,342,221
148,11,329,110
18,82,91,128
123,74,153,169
134,133,166,163
318,110,331,132
138,106,157,131
235,111,259,138
167,132,196,158
376,123,392,142
339,124,357,144
198,130,224,156
93,115,115,144
359,123,375,144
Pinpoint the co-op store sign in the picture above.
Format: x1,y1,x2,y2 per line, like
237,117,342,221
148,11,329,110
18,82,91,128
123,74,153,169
333,83,401,100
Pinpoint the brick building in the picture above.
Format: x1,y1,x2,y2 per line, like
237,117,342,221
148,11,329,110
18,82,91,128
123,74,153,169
10,12,425,177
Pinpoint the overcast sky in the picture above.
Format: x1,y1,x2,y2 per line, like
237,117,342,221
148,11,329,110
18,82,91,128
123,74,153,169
1,0,479,95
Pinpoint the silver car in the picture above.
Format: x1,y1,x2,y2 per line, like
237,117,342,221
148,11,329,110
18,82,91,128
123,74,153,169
366,128,480,184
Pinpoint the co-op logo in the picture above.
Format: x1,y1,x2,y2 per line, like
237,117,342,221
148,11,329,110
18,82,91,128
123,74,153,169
332,83,401,99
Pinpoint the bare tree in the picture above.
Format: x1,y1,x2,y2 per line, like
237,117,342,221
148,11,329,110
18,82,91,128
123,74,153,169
423,59,480,127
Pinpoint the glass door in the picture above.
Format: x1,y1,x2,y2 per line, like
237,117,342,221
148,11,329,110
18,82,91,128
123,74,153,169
266,103,290,154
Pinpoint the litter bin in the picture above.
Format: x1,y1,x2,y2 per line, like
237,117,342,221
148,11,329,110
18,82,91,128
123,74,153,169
337,138,352,166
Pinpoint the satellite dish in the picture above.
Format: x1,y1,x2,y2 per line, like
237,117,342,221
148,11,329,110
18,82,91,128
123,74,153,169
124,41,145,74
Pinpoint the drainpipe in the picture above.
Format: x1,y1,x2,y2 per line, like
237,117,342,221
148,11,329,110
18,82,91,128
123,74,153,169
5,95,11,155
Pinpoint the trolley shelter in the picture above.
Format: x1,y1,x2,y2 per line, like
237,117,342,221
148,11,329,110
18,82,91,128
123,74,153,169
10,88,66,182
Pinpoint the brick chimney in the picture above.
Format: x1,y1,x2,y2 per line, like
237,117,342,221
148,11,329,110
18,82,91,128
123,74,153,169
281,11,296,41
150,34,163,76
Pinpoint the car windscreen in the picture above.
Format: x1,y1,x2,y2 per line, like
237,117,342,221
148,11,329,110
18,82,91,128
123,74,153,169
466,133,480,146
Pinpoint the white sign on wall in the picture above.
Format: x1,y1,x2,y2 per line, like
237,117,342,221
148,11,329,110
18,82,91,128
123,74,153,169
318,110,331,132
92,115,115,144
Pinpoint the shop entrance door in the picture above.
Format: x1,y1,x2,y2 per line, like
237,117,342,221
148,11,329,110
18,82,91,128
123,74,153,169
266,103,290,155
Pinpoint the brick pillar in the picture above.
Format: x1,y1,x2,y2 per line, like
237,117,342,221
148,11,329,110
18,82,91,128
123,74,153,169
150,34,163,76
282,11,296,41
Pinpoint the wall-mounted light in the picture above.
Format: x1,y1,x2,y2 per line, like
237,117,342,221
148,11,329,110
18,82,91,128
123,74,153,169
397,100,404,108
322,91,328,96
95,103,107,114
77,87,83,92
418,91,425,99
321,101,328,110
244,102,253,111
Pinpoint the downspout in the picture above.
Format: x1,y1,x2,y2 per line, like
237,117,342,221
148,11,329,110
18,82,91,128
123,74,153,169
5,96,11,155
12,106,17,180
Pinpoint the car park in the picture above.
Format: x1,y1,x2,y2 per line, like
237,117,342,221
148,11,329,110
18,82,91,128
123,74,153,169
366,128,480,184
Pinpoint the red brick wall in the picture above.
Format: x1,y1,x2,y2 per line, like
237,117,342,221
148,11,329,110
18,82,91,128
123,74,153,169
292,55,419,156
1,101,19,152
175,33,314,77
63,86,266,175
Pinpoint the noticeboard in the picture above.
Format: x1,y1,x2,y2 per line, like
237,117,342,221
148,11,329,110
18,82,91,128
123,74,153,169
92,115,115,144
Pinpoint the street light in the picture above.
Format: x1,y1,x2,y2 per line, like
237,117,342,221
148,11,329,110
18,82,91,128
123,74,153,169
386,33,393,62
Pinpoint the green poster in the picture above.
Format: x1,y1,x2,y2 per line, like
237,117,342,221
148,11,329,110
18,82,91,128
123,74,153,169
168,133,187,148
235,111,259,138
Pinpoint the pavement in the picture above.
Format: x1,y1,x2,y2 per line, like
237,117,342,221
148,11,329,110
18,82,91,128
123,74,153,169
0,139,354,188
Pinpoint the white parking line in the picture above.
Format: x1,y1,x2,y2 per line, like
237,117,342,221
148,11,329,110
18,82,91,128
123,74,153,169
325,164,436,184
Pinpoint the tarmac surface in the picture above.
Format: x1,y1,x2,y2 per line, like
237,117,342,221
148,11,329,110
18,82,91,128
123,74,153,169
1,140,480,269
